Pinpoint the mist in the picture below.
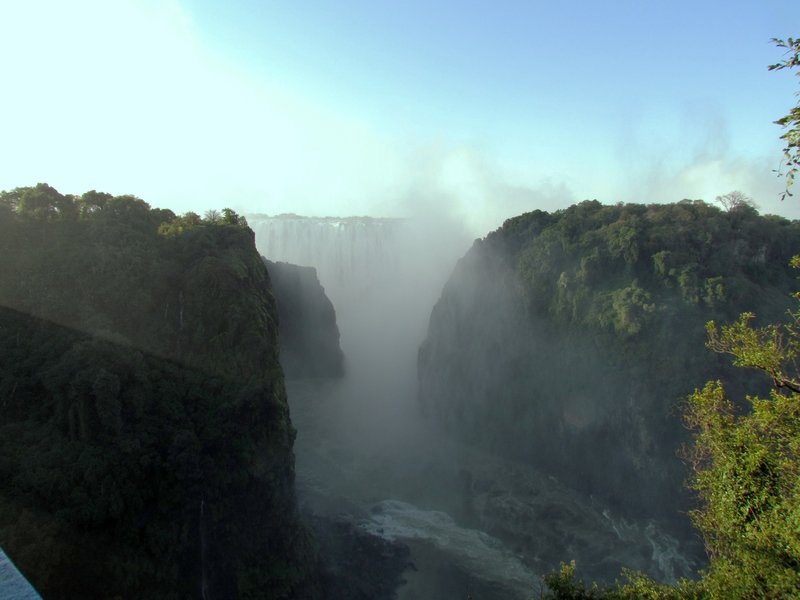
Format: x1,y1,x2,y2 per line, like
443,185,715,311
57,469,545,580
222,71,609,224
251,211,552,598
251,212,470,442
250,201,702,598
4,2,800,597
249,189,769,597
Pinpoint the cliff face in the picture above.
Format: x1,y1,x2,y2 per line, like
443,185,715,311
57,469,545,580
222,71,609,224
263,259,344,379
0,186,318,599
419,201,800,562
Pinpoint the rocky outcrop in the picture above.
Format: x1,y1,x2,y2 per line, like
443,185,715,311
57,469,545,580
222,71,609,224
308,515,412,600
264,259,344,379
418,200,800,579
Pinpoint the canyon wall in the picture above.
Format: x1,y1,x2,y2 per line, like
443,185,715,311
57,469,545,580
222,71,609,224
418,200,800,578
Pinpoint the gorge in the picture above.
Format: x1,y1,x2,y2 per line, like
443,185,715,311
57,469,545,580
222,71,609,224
251,202,800,597
2,186,799,599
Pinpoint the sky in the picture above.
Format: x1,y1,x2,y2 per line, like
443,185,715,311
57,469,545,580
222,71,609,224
1,0,799,235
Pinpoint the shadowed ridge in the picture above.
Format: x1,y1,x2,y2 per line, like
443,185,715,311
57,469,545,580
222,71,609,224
0,187,322,599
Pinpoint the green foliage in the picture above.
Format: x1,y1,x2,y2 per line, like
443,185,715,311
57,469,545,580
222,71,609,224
683,311,800,598
769,38,800,198
539,561,702,600
540,561,615,599
540,288,800,600
603,281,655,337
159,206,247,237
513,200,800,342
706,312,800,393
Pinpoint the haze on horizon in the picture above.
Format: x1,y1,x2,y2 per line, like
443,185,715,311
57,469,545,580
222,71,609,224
2,0,799,236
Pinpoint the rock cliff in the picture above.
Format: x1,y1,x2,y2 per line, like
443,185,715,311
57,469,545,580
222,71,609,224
418,200,800,579
0,185,319,599
263,259,344,379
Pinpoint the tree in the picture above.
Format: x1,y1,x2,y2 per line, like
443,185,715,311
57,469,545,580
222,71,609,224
769,37,800,199
681,305,800,598
221,207,246,226
539,290,800,599
78,190,113,217
11,183,66,220
713,191,758,213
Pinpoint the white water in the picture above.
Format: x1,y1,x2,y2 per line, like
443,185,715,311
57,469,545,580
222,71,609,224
286,377,540,600
600,511,692,583
363,500,536,598
252,215,404,305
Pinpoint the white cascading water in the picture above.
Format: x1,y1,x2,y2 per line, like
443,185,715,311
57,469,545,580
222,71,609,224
253,215,403,306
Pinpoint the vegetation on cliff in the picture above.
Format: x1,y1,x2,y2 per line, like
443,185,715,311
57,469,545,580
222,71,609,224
0,184,318,599
539,38,800,598
539,291,800,598
419,198,800,582
426,200,798,479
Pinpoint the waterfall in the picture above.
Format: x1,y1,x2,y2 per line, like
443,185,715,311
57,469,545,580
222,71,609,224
249,215,405,309
250,214,470,396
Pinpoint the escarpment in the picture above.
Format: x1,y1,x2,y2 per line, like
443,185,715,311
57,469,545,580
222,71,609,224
0,185,319,599
419,200,800,577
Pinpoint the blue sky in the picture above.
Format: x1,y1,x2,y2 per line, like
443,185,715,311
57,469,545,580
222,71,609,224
1,0,799,233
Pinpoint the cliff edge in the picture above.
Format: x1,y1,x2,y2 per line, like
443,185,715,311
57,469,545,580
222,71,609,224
418,200,800,580
264,259,344,380
0,185,319,599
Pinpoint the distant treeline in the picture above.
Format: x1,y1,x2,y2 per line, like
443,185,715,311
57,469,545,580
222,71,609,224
503,199,799,334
